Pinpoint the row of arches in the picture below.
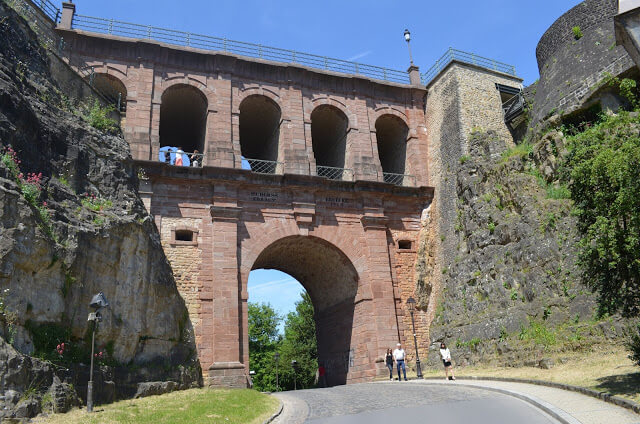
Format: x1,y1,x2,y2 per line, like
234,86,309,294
92,73,410,178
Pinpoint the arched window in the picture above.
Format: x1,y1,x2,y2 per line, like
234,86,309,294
375,115,408,183
91,73,127,113
239,95,281,173
159,84,208,155
311,105,349,179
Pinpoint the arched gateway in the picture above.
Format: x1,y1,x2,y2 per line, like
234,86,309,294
142,163,432,387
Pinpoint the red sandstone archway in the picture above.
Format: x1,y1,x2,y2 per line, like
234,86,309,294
249,235,359,386
159,84,208,154
375,114,408,179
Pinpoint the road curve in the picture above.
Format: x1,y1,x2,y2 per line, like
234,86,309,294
273,381,563,424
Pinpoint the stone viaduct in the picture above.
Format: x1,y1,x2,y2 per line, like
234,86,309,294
40,1,521,387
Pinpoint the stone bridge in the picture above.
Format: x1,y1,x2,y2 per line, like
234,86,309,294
44,1,522,387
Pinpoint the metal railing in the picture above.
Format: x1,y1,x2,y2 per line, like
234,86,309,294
70,14,411,85
32,0,59,23
383,172,416,187
316,165,353,181
245,158,281,175
421,48,517,86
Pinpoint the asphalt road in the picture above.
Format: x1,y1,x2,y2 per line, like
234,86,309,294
274,382,562,424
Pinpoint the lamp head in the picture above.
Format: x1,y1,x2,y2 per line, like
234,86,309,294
89,292,109,310
406,296,416,312
404,29,411,42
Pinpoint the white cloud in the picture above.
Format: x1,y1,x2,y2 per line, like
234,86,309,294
347,50,372,61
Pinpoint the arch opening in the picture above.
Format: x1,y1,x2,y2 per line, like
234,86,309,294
159,84,208,154
239,95,281,172
375,114,408,178
311,105,348,172
92,73,127,113
250,235,358,386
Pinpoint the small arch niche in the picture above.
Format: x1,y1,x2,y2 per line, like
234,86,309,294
171,227,199,246
398,240,412,250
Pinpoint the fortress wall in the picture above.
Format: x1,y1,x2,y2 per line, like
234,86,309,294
531,0,635,130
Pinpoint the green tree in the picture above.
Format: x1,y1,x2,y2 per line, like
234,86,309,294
278,292,318,390
248,302,282,391
566,111,640,317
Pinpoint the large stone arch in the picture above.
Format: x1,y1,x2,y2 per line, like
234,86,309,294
234,86,283,115
238,94,282,168
159,83,209,154
309,97,357,129
246,235,360,386
375,113,409,178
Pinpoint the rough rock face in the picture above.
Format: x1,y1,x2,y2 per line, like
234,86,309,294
426,130,598,365
0,2,200,419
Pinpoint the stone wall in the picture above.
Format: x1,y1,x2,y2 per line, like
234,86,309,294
530,0,636,130
421,63,522,353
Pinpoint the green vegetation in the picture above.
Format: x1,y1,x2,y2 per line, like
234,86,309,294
248,292,318,392
34,388,279,424
518,320,556,347
85,101,119,133
565,111,640,317
459,154,470,164
500,141,532,162
572,26,583,40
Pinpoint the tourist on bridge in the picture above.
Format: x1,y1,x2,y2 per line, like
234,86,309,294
393,343,407,381
440,342,456,381
163,148,172,165
385,348,394,380
190,149,200,167
175,147,184,166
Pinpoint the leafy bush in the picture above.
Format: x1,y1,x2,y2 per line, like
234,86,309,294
86,101,119,132
566,111,640,317
519,320,556,347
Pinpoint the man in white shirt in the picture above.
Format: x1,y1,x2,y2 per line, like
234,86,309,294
393,342,407,381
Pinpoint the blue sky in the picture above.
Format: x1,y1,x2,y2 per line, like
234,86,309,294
71,0,583,317
71,0,583,85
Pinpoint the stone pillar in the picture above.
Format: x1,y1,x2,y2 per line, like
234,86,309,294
59,2,75,30
408,65,421,86
207,190,246,387
360,207,400,379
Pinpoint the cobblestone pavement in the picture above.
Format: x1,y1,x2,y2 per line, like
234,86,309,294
273,381,561,424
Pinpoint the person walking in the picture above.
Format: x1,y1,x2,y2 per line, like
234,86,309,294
385,348,394,380
440,342,456,381
393,343,407,381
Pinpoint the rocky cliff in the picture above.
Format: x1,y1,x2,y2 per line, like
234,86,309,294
0,2,199,419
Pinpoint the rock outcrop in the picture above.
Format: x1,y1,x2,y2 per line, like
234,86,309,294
0,2,200,419
425,130,604,365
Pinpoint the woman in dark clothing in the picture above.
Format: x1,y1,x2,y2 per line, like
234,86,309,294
385,348,394,380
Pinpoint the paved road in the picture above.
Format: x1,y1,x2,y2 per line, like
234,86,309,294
273,382,562,424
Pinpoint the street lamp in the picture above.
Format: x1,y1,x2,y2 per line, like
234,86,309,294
274,352,280,392
406,297,423,379
291,360,299,390
87,292,109,413
404,29,414,65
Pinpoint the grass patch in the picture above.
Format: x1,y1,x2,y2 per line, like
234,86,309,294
33,388,279,424
501,141,532,162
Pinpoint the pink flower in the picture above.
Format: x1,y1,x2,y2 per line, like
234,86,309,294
42,201,47,207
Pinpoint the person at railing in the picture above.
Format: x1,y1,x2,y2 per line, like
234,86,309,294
163,148,173,165
190,150,201,168
174,147,185,166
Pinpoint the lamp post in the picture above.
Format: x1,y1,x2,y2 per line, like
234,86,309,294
404,29,414,65
87,292,109,413
406,297,423,379
291,360,299,390
274,352,280,392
